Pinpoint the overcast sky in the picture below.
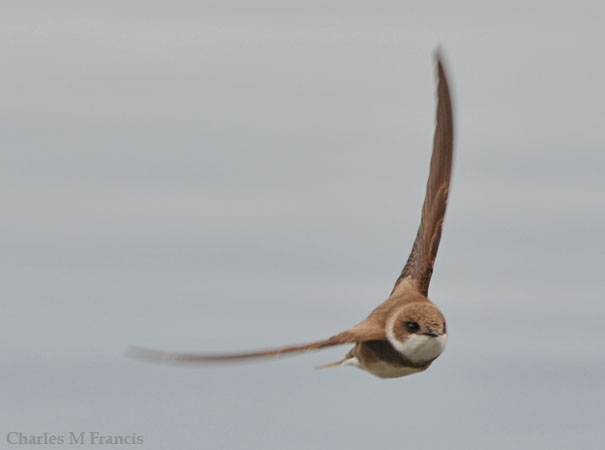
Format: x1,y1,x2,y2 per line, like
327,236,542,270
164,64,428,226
2,2,604,449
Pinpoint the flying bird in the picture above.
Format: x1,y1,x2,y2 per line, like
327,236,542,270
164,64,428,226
131,51,454,378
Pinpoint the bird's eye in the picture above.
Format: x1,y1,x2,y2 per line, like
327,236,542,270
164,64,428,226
405,321,420,333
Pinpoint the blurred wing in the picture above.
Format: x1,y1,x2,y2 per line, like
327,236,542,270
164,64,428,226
391,52,454,297
128,324,384,364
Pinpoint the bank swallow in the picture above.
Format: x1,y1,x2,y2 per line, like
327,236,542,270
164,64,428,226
131,51,454,378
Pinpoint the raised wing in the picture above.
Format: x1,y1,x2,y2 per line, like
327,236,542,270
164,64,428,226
391,52,454,297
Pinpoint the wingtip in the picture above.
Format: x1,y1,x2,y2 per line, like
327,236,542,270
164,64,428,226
433,45,443,62
434,45,447,74
433,47,453,103
126,346,176,363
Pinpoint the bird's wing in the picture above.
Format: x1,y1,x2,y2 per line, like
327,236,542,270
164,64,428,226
391,51,454,297
128,323,385,364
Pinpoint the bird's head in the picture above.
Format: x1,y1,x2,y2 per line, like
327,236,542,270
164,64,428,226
386,302,447,364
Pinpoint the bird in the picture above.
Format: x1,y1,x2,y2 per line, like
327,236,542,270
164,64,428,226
130,50,454,379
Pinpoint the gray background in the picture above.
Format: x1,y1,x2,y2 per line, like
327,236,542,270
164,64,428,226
2,1,604,449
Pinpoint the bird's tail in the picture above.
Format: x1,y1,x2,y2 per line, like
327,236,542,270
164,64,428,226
315,356,358,370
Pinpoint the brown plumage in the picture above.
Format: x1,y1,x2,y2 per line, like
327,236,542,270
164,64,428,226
391,55,454,297
128,326,381,363
130,50,455,379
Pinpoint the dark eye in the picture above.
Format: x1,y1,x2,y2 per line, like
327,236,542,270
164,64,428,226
405,321,420,333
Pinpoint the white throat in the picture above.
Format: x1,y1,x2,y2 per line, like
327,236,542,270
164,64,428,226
390,333,447,364
386,316,447,364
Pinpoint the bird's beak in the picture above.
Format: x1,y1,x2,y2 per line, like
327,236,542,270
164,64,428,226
424,330,440,337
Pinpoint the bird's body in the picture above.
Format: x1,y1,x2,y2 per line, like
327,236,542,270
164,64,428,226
319,281,448,378
341,355,426,379
131,51,455,379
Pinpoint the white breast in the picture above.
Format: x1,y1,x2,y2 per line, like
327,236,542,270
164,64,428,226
387,333,448,365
